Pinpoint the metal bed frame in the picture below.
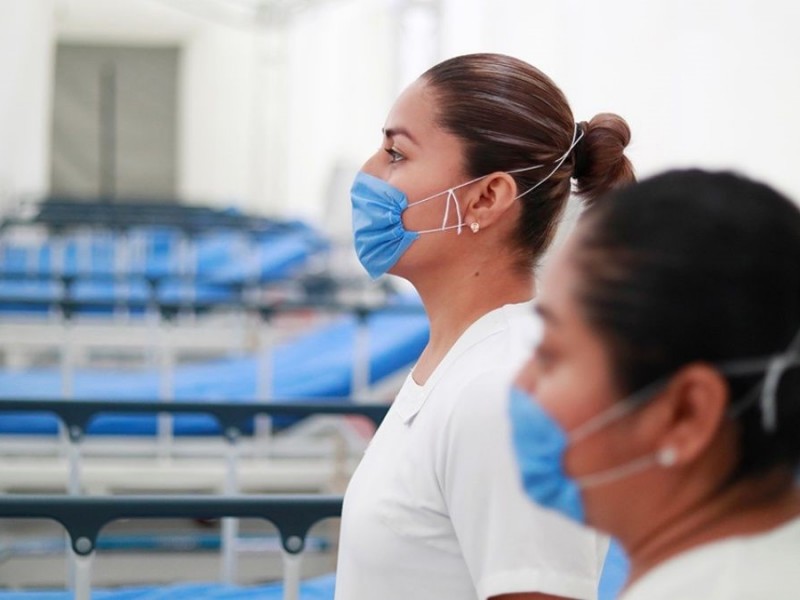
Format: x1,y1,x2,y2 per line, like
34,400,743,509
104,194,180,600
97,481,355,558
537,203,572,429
0,399,389,600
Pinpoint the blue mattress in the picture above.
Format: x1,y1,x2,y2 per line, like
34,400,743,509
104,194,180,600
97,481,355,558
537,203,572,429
0,226,326,313
0,574,337,600
0,543,629,599
0,224,324,279
0,299,429,436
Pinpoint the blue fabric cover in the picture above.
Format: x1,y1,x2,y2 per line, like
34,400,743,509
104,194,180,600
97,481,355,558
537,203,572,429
0,545,629,599
0,298,429,436
0,574,337,600
0,226,326,314
599,539,629,600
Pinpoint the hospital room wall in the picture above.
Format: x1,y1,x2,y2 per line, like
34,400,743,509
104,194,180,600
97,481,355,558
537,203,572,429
51,0,269,213
290,0,800,231
1,1,799,225
0,0,55,214
439,0,800,203
0,0,393,224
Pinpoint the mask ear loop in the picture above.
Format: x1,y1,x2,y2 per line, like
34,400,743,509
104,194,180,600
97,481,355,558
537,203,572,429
720,328,800,432
760,327,800,432
405,141,567,234
515,123,584,200
438,189,464,235
567,376,670,445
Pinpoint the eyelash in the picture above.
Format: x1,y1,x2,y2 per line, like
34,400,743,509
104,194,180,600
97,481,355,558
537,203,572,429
384,147,405,164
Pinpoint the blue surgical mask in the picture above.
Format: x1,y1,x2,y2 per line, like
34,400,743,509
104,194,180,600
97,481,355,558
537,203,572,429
350,172,421,280
508,337,800,524
349,124,585,279
509,382,686,523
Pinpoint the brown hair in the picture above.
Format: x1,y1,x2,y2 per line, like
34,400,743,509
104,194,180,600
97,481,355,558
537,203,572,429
422,53,634,269
573,170,800,481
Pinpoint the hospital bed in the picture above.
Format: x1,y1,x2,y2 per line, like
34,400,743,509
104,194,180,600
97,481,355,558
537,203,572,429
0,397,629,600
0,398,389,598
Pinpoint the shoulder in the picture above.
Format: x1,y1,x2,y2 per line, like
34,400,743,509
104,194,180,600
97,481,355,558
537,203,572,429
624,519,800,600
432,303,541,411
442,368,517,438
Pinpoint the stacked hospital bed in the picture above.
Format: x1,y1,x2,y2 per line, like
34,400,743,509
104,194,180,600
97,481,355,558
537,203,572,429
0,198,628,599
0,198,428,598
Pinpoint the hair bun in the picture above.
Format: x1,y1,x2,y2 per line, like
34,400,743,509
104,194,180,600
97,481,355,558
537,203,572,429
573,113,635,205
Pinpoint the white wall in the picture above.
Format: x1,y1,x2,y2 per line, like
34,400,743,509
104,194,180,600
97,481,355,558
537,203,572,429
179,22,259,209
11,0,399,223
1,0,798,224
0,0,55,214
284,0,394,230
440,0,800,202
55,0,262,209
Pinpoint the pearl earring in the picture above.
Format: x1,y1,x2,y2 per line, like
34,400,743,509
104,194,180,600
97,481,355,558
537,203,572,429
470,222,480,234
657,446,677,467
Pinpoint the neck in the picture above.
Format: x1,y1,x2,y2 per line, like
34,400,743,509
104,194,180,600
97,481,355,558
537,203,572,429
407,254,534,384
624,469,800,585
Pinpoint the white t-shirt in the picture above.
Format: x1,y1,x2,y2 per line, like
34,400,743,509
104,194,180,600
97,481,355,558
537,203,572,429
622,515,800,600
335,302,607,600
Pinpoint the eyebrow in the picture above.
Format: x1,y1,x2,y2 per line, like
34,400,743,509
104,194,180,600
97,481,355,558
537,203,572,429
382,126,419,146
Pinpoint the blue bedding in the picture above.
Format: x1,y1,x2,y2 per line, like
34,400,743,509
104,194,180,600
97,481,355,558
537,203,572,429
0,225,323,279
0,544,629,599
0,574,337,600
0,226,326,313
0,301,429,436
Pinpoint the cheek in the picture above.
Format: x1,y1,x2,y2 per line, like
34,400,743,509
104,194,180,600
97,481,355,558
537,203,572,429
563,407,651,482
536,364,623,475
536,363,608,433
400,197,431,231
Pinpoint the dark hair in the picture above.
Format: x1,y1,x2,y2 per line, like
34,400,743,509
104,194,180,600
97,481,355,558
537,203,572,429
573,169,800,480
422,53,635,269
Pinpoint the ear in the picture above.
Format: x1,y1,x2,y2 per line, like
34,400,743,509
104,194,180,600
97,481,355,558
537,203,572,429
637,364,730,467
463,172,519,231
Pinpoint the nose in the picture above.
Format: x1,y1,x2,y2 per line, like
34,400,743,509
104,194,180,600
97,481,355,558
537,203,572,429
361,150,385,179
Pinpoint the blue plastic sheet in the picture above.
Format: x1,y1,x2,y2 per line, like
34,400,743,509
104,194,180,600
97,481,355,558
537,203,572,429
599,539,629,600
0,226,326,314
0,574,337,600
0,300,430,436
0,545,630,599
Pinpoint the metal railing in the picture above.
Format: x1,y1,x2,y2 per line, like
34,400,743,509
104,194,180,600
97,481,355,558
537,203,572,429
0,398,390,600
0,494,342,600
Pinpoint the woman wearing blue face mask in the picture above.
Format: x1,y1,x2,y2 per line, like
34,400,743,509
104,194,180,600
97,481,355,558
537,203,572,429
337,53,634,600
510,169,800,599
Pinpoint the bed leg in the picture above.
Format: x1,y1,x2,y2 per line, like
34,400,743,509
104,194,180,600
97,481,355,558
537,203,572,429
282,549,302,600
72,551,93,600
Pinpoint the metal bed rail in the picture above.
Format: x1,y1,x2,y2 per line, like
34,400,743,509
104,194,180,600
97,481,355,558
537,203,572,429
0,494,342,600
0,399,389,599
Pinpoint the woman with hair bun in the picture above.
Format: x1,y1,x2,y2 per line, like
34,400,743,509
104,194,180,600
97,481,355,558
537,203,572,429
337,53,634,600
510,169,800,599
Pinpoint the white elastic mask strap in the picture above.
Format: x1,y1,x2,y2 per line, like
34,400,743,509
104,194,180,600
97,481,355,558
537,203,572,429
567,377,668,444
761,327,800,432
411,165,546,235
406,142,584,235
408,172,489,209
576,453,658,489
721,327,800,432
515,123,584,200
414,189,465,235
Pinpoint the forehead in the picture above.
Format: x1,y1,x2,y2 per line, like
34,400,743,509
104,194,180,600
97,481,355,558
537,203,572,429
537,236,582,324
538,235,578,307
384,80,442,140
